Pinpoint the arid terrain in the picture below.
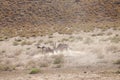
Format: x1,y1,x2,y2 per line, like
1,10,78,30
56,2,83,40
0,29,120,80
0,0,120,37
0,0,120,80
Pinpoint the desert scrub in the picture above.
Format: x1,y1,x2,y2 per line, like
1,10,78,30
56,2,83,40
114,59,120,65
38,40,43,43
29,68,41,74
40,62,49,67
109,35,120,43
21,40,33,46
106,45,119,53
116,71,120,74
35,39,43,46
69,36,74,39
14,37,22,42
13,41,20,46
14,49,22,56
0,36,7,41
44,40,53,44
61,38,69,42
53,54,64,64
1,50,6,53
13,37,23,46
91,33,104,36
0,38,4,41
48,35,54,38
76,36,83,41
84,37,93,44
0,65,15,71
55,64,62,68
40,61,49,67
68,36,75,42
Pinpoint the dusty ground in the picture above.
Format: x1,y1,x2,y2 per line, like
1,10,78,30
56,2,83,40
0,28,120,80
0,0,120,79
0,67,120,80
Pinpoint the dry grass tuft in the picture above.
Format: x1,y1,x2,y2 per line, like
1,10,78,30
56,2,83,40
109,35,120,43
0,65,16,71
53,54,64,64
29,68,41,74
21,40,33,46
0,36,8,41
84,37,93,44
40,62,49,68
115,71,120,74
114,59,120,65
13,41,19,46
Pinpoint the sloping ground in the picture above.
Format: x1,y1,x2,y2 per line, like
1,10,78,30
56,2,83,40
0,0,120,37
0,0,120,26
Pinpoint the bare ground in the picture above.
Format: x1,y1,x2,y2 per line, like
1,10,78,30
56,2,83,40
0,67,120,80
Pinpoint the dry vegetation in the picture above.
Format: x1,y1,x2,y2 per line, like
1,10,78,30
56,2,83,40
0,0,120,37
0,1,120,79
0,28,120,80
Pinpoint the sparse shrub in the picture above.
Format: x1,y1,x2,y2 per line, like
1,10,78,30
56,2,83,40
29,68,41,74
54,58,62,64
48,35,53,38
21,40,33,46
110,35,120,43
1,50,5,53
116,71,120,74
44,40,53,44
53,54,64,64
14,50,22,56
26,47,31,50
61,38,69,42
107,32,112,36
40,63,49,67
84,37,93,44
15,38,22,42
13,37,23,46
0,65,6,71
13,41,19,46
106,45,119,53
91,33,104,36
38,40,43,43
68,36,75,42
0,65,15,71
114,60,120,64
0,37,7,41
0,38,4,41
97,54,104,59
55,64,62,68
76,36,83,41
69,36,74,39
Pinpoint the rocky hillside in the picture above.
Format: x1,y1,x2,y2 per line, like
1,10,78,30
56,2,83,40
0,0,120,26
0,0,120,37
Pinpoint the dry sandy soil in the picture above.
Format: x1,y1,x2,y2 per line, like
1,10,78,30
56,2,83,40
0,28,120,80
0,68,120,80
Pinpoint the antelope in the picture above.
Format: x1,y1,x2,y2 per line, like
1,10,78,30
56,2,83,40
35,44,54,55
53,43,69,52
36,43,69,55
56,44,68,51
41,46,54,54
